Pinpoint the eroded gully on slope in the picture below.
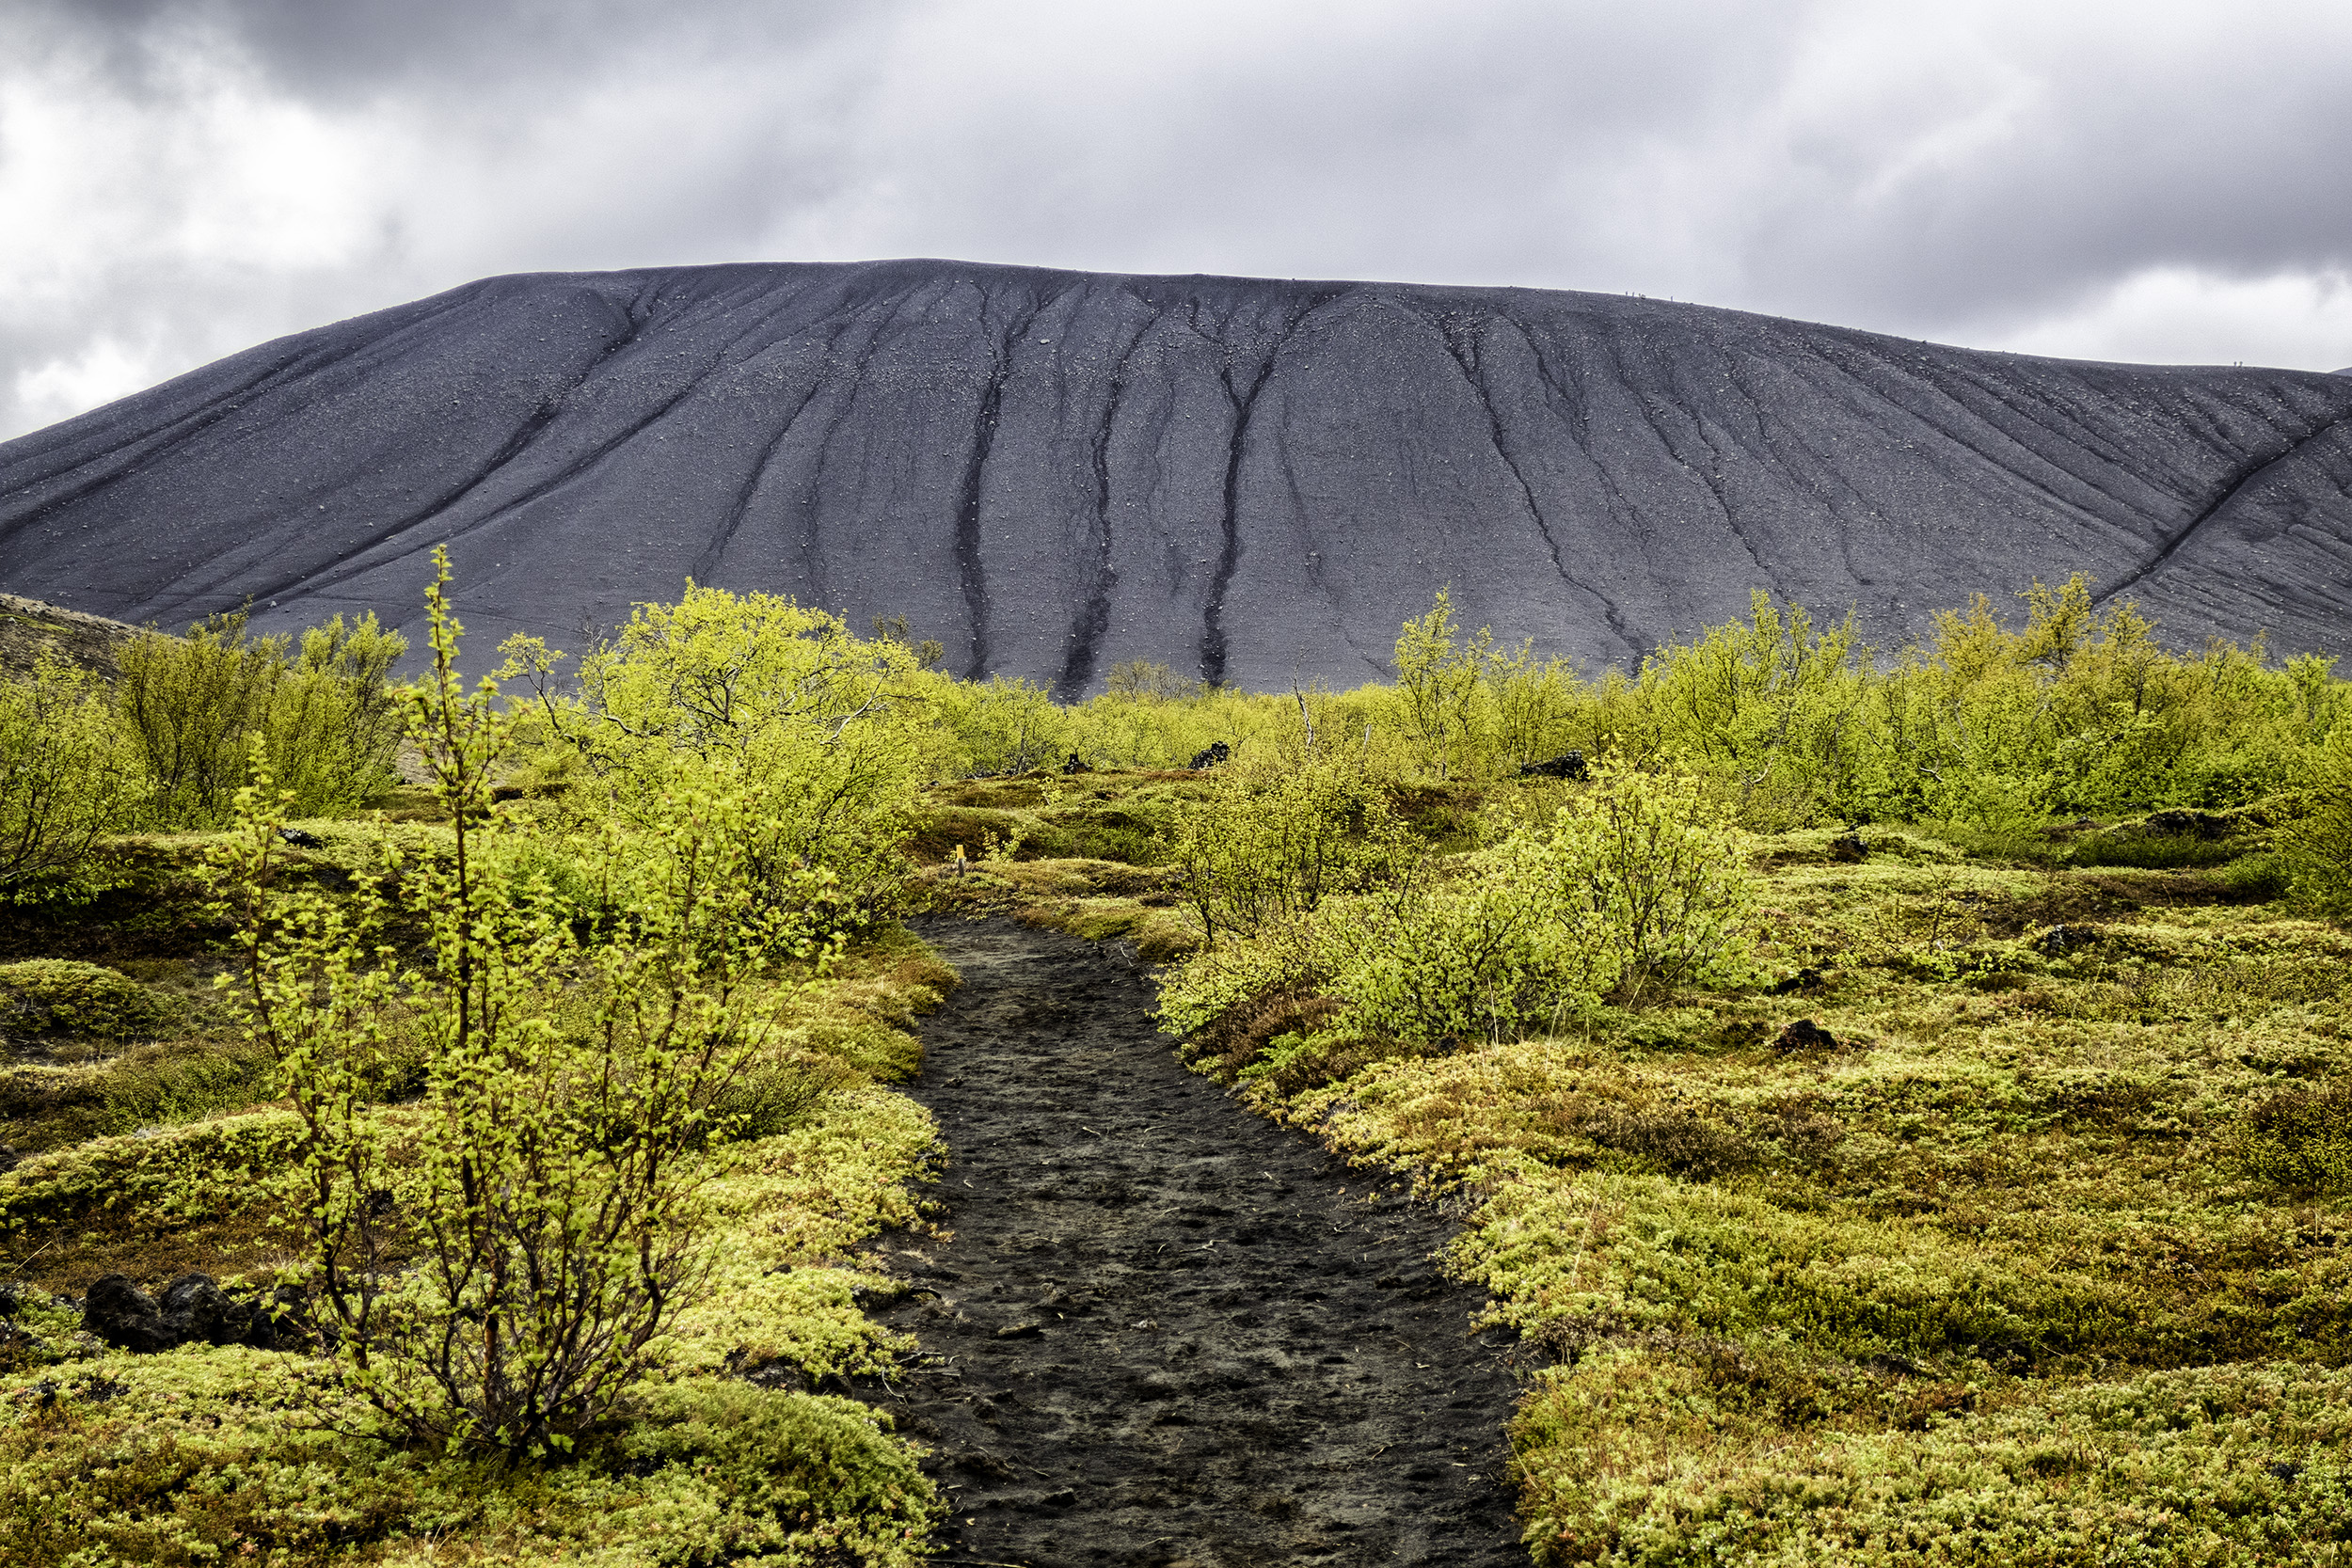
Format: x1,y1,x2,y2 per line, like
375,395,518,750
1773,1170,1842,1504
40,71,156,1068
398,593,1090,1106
842,918,1532,1568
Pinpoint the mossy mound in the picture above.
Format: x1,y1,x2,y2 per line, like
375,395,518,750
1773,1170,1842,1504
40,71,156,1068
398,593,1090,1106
0,959,177,1040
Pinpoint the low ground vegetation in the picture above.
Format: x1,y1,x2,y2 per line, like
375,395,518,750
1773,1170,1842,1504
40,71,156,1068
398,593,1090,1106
0,563,953,1563
0,568,2347,1562
1135,584,2352,1562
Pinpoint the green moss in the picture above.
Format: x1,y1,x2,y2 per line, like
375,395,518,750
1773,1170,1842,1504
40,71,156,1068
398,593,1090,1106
0,1353,937,1566
0,960,176,1040
1515,1351,2352,1566
1179,823,2352,1558
0,1109,303,1238
2238,1082,2352,1194
0,1036,275,1152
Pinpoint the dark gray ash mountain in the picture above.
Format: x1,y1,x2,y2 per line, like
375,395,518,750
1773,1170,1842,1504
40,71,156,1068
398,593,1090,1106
3,259,2348,688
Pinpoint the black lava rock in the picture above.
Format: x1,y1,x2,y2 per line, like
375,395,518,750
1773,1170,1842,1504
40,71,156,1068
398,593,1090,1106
158,1273,252,1348
2035,924,2102,957
1771,966,1830,996
1772,1019,1840,1055
83,1272,304,1354
2138,809,2233,840
83,1275,177,1354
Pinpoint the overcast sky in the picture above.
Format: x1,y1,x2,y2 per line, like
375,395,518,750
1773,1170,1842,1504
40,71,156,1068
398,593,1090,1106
5,0,2350,441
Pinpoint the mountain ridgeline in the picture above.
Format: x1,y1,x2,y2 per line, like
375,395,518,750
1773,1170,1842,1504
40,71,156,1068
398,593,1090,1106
3,259,2348,688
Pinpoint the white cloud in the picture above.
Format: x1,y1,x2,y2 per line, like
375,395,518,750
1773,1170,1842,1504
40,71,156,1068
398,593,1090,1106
0,34,387,293
1983,266,2352,372
6,0,2352,440
11,337,168,431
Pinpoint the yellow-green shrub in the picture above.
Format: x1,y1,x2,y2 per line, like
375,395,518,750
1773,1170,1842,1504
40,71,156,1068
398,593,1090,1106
1164,765,1758,1069
118,609,405,826
1165,758,1416,946
217,556,863,1459
2280,722,2352,915
0,654,144,897
1549,762,1759,999
505,584,928,919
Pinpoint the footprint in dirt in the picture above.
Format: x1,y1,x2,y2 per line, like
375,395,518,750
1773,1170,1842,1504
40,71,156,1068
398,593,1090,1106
843,917,1533,1567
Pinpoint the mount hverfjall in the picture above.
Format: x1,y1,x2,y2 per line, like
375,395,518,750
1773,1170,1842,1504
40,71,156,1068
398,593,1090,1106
3,258,2348,687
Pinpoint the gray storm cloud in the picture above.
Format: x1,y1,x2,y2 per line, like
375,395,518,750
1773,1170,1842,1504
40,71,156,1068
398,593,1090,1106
6,0,2351,441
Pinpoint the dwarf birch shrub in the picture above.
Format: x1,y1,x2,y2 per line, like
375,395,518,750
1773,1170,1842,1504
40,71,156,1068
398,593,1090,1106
259,611,407,814
0,653,143,898
1481,637,1586,772
1311,764,1756,1042
1549,759,1759,999
1313,832,1604,1046
941,674,1071,774
1163,763,1758,1061
504,584,927,921
117,610,282,826
212,552,835,1459
2280,723,2352,917
1391,586,1488,780
118,608,405,825
1166,759,1419,948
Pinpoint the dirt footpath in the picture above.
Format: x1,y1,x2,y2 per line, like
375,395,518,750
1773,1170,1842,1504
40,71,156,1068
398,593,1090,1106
848,918,1531,1568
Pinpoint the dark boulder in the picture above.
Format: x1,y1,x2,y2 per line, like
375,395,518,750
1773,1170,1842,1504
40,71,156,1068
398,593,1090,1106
2034,924,2102,957
246,1285,314,1351
2138,809,2233,841
1188,741,1231,770
1516,752,1587,780
158,1273,255,1348
83,1271,301,1354
83,1274,177,1354
1771,1019,1839,1055
276,826,326,848
1771,966,1830,996
1828,832,1868,863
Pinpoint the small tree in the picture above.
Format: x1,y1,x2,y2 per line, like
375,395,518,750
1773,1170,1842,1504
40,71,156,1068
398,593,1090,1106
212,550,825,1458
0,654,146,897
1392,587,1489,780
1168,760,1418,948
118,610,285,826
1549,761,1758,1000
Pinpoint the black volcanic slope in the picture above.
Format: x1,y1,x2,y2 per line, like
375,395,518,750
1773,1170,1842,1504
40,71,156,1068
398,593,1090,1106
4,259,2350,688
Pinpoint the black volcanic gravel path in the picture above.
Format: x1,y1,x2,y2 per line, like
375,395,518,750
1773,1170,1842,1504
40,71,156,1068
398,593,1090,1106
847,918,1531,1568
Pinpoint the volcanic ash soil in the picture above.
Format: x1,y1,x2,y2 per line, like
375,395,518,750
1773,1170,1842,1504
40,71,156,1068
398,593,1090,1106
846,918,1532,1567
